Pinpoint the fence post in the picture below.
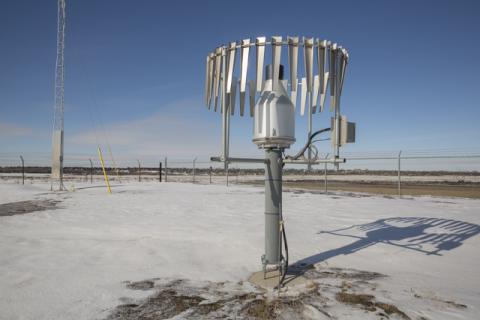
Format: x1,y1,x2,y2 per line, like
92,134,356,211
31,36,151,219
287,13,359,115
209,166,212,184
165,157,168,182
137,159,141,182
89,158,93,183
193,157,197,183
398,151,402,197
159,161,162,182
324,153,329,193
20,155,24,185
226,166,229,186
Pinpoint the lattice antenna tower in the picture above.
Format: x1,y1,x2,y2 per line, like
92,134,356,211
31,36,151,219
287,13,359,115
51,0,66,191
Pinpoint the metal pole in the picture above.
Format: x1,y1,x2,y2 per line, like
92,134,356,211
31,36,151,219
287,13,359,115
89,158,93,183
209,166,212,184
159,162,162,182
193,157,197,183
20,155,24,185
324,153,329,193
221,48,229,172
137,159,141,182
262,148,283,273
334,50,341,171
226,167,229,186
398,151,402,197
165,157,168,182
307,92,313,172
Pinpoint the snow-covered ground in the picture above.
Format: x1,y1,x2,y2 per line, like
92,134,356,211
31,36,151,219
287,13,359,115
0,182,479,319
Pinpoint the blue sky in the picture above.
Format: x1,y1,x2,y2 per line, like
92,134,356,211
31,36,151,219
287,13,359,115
1,0,479,162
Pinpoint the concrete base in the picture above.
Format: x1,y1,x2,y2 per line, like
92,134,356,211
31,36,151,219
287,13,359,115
248,269,307,290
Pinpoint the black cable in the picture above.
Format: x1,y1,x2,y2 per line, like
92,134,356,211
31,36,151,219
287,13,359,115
276,129,330,289
278,216,289,288
286,128,331,160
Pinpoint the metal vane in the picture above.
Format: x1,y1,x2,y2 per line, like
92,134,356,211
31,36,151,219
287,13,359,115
312,75,319,113
271,36,282,91
320,71,329,112
220,74,224,114
229,77,237,115
338,48,348,99
213,47,222,112
303,37,314,92
317,39,327,95
329,42,338,111
226,42,236,94
300,77,307,115
287,36,299,93
207,53,214,108
249,79,255,117
204,55,210,107
335,48,344,110
290,79,298,109
240,39,250,116
255,37,266,92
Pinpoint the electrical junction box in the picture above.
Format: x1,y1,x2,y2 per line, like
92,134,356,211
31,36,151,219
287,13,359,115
331,116,356,146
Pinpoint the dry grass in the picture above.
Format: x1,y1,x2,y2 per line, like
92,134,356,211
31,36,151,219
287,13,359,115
336,292,410,319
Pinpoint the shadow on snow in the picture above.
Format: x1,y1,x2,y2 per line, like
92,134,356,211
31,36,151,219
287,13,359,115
289,217,480,275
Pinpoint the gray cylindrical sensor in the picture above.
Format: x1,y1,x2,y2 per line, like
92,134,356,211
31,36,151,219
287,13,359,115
252,64,295,149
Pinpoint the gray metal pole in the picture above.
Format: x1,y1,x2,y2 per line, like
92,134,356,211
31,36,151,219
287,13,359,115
262,148,282,270
226,166,229,186
159,162,162,182
324,153,329,193
20,155,24,185
137,159,141,182
307,92,313,172
89,158,93,184
209,166,212,184
165,157,168,182
193,157,197,183
398,151,402,197
221,48,229,173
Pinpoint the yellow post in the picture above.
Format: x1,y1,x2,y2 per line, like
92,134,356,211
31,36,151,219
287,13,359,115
98,146,112,194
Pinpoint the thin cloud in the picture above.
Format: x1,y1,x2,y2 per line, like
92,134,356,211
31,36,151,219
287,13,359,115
68,99,225,157
0,122,34,137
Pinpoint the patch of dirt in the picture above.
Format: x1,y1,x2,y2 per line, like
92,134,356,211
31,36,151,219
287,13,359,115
0,199,59,217
336,292,410,319
108,266,475,319
242,297,304,319
107,288,205,320
126,280,155,290
413,292,467,309
107,267,401,320
302,266,386,282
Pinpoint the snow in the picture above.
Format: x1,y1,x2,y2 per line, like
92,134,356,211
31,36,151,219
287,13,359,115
0,181,479,319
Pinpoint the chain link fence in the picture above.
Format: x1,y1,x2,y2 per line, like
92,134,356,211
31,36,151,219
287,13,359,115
1,150,479,198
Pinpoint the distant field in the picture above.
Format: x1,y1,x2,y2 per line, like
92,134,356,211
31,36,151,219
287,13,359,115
281,180,480,199
2,171,479,199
